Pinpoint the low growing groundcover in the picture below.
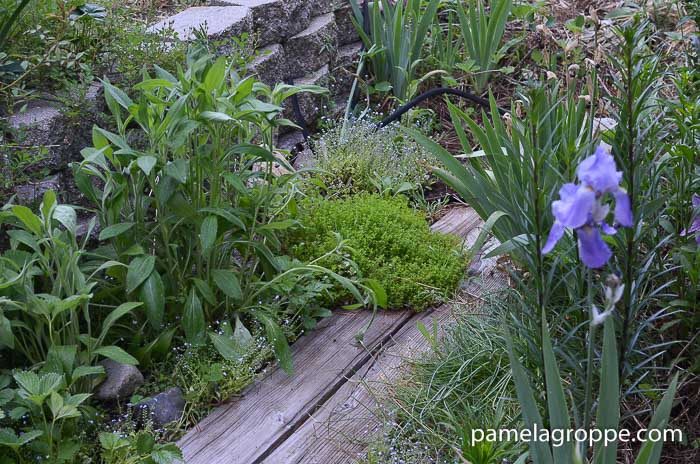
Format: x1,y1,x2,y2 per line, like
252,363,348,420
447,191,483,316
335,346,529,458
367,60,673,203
287,194,467,311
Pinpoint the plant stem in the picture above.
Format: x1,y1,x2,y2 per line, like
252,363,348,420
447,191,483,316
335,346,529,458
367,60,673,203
582,269,596,457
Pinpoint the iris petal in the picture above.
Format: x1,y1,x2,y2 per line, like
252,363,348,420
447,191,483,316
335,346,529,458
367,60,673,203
613,190,633,227
542,221,565,254
577,146,622,194
552,184,595,228
577,226,612,268
601,222,617,235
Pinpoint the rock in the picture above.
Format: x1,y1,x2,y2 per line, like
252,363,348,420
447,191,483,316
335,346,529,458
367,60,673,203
277,130,306,154
313,0,337,16
285,13,338,78
284,65,331,125
147,6,253,42
292,146,316,170
335,5,360,45
332,42,362,95
8,83,104,175
247,44,288,86
12,175,61,205
138,387,186,427
95,360,144,401
213,0,314,45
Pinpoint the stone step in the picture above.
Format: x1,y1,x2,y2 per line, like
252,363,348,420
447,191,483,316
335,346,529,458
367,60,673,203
147,6,252,42
285,13,338,78
7,84,103,174
248,43,288,86
212,0,314,46
285,64,332,125
332,42,362,95
336,4,360,45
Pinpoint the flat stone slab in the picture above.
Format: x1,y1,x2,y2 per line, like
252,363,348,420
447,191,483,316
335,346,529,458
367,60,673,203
147,6,252,42
213,0,314,45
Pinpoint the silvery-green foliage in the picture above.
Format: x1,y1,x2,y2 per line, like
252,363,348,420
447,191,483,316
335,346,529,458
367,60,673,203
312,119,434,198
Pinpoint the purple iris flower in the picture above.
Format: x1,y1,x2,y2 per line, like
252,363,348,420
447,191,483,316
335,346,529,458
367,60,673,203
680,194,700,244
542,145,633,268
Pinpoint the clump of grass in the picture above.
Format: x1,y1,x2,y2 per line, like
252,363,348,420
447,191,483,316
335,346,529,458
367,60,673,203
288,194,466,310
367,311,523,464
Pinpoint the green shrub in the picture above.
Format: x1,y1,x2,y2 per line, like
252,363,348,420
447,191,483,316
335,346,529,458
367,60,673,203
288,194,465,310
311,120,434,198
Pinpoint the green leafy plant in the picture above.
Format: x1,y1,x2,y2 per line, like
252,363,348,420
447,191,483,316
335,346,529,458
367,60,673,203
0,370,91,463
350,0,442,101
99,430,182,464
507,307,679,464
288,194,466,310
0,191,141,385
74,45,372,373
456,0,513,92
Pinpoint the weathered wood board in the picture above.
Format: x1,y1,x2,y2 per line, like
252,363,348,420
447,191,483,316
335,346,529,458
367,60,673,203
179,206,496,464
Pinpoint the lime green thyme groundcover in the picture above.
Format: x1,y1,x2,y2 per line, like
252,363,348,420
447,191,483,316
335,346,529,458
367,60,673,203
288,194,466,310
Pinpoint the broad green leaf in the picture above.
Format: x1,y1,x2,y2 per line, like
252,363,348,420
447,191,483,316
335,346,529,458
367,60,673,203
212,269,242,301
182,289,205,345
139,271,165,329
200,216,218,252
137,156,158,176
259,314,292,374
99,222,134,241
99,302,142,344
71,365,105,381
94,346,139,365
11,206,42,235
200,111,233,122
209,319,253,361
126,256,156,294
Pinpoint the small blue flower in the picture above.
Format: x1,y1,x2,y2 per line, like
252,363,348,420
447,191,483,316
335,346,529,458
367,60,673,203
542,145,633,268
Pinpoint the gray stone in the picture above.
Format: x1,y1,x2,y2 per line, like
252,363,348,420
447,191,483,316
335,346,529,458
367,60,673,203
12,175,61,205
95,360,144,401
138,387,186,427
335,5,360,45
313,0,337,15
213,0,314,45
332,42,362,95
277,130,306,154
285,13,338,78
8,83,104,174
147,6,253,42
292,146,316,170
285,65,331,125
247,44,288,86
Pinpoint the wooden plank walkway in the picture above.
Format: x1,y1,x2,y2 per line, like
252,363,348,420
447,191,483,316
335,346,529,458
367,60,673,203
179,206,505,463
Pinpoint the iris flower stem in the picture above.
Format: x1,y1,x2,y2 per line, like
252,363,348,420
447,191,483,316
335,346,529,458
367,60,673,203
582,268,596,457
619,31,636,381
